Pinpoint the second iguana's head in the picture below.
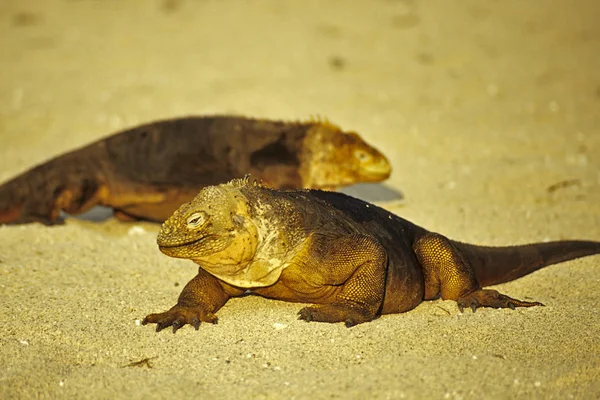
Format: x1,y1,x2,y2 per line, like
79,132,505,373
299,121,391,189
157,180,259,266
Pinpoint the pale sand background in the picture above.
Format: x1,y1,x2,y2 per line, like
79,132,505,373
1,0,600,398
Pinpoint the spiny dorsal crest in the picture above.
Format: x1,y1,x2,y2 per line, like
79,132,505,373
306,115,342,132
228,174,268,189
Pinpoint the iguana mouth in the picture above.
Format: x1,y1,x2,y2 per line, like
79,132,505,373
157,234,211,249
361,160,391,180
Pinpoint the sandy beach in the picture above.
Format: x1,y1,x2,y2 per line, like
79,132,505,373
1,0,599,398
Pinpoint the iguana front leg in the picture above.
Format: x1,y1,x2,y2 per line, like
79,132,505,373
262,233,388,327
413,233,543,311
142,267,244,333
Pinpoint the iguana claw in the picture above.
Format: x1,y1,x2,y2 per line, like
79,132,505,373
297,309,313,322
171,317,186,333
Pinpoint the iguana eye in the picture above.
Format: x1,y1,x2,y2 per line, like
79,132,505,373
354,150,371,162
186,212,206,229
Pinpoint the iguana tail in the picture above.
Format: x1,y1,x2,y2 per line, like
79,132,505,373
0,150,106,225
454,240,600,287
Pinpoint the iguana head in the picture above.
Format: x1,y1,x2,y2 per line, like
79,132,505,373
157,181,259,267
300,121,391,189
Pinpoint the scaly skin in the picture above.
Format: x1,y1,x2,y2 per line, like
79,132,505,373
0,116,391,225
142,177,600,332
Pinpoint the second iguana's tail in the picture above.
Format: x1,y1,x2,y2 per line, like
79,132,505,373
0,150,106,225
453,240,600,287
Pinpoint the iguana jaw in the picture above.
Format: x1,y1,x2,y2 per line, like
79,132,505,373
157,234,211,252
156,222,213,252
158,243,191,258
158,233,234,260
356,158,392,181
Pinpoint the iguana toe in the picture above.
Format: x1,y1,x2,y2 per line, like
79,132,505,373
344,319,358,328
154,321,168,333
142,305,218,333
171,317,186,333
297,309,313,322
457,289,544,312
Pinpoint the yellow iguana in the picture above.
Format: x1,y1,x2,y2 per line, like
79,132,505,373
0,116,390,225
142,177,600,332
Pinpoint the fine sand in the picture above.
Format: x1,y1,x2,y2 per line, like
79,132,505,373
1,1,599,398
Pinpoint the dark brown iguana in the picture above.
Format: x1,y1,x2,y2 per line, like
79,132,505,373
142,176,600,332
0,116,390,225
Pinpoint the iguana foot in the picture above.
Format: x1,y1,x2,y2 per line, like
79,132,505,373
298,304,375,327
457,289,544,312
142,305,218,333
